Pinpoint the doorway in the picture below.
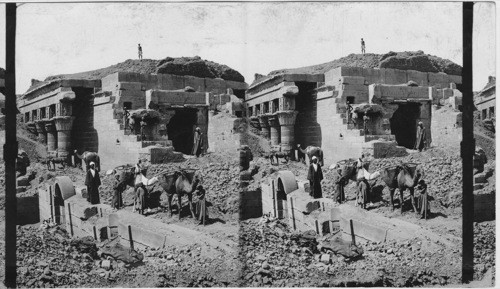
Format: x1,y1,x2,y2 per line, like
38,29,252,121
276,178,288,219
167,108,198,154
389,102,421,149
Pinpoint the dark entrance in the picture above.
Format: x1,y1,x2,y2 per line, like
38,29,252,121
276,178,288,219
390,102,421,149
167,108,198,154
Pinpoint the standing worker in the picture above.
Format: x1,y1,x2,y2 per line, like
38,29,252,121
361,38,366,54
363,115,370,135
112,173,124,210
307,156,323,199
138,44,143,60
414,121,427,152
123,107,130,132
85,162,101,205
332,164,346,204
346,100,354,125
192,127,204,157
140,116,147,141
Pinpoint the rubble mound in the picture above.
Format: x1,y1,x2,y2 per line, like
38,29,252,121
156,56,244,82
379,51,462,75
45,59,158,81
239,217,461,287
258,51,461,85
44,56,244,83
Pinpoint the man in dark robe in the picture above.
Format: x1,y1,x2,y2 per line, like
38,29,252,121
85,162,101,205
307,156,323,199
192,127,204,157
414,179,429,219
414,121,427,152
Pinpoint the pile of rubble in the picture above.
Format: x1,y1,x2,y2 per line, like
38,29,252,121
369,148,463,208
239,217,462,287
99,153,241,216
16,225,103,288
473,221,496,281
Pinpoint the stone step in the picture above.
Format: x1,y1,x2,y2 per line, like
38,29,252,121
141,140,172,148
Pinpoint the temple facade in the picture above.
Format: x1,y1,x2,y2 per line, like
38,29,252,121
245,67,462,166
18,72,247,169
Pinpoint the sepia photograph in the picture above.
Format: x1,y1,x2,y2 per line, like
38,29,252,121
0,1,496,287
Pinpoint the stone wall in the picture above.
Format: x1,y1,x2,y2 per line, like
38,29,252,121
101,72,247,98
207,111,240,157
93,102,143,170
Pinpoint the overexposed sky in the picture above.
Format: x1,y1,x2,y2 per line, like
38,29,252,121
0,1,496,93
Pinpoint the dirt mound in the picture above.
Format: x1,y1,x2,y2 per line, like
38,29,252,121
156,56,244,82
43,56,244,84
255,51,461,86
379,51,462,75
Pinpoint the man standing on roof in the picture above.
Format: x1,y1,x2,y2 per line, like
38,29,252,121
138,44,143,60
361,38,366,54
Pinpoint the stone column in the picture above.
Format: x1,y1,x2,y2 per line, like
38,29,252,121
277,110,298,151
53,116,75,158
268,114,281,146
45,120,58,153
34,120,47,144
258,114,271,139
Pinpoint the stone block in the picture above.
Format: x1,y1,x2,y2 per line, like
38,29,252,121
117,90,144,98
442,88,454,98
428,72,448,87
406,70,429,86
205,78,227,94
474,172,488,184
320,254,331,264
184,76,205,91
75,186,88,198
342,84,368,91
448,74,462,85
66,195,98,220
450,83,457,89
118,222,166,249
340,218,388,243
117,82,142,91
339,76,366,85
17,175,30,187
382,68,407,84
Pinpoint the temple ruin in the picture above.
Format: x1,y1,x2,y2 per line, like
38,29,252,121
18,72,247,170
245,67,462,165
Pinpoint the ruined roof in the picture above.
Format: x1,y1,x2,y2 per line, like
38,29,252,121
251,50,462,87
41,56,244,85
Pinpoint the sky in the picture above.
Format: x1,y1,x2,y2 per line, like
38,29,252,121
0,1,496,93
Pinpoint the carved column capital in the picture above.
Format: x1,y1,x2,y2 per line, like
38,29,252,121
53,116,75,131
